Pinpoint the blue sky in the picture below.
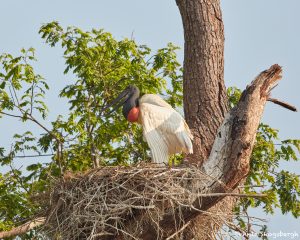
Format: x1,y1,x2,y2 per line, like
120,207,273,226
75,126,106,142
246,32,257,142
0,0,299,237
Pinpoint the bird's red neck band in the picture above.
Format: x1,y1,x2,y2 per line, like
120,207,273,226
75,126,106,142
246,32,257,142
127,107,140,122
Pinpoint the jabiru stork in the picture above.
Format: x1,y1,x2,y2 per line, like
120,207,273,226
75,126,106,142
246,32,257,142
103,85,193,164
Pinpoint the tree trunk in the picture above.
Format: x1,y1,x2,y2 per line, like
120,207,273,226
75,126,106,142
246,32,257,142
177,0,229,165
176,0,230,238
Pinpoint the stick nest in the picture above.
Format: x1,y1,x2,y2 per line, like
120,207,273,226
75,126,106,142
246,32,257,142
43,164,212,239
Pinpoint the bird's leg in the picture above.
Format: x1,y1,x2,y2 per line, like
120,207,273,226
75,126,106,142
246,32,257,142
167,159,174,170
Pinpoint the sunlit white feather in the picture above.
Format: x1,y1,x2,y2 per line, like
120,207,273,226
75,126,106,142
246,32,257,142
138,94,193,164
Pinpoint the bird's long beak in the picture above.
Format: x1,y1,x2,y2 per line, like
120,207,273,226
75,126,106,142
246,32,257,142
101,89,129,116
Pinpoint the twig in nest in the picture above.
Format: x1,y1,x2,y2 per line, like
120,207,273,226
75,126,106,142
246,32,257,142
166,221,191,240
267,98,297,112
196,192,267,198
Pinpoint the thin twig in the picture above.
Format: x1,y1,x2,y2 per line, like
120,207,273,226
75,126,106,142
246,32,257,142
0,111,22,118
166,221,191,240
13,153,54,158
30,82,36,115
196,192,267,198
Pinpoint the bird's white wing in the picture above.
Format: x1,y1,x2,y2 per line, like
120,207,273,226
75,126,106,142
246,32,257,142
140,102,193,164
140,103,170,164
139,94,173,109
143,126,169,164
140,94,193,144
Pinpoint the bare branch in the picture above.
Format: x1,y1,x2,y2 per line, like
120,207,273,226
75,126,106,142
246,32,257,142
0,111,23,119
166,221,191,240
196,193,266,198
14,153,54,158
267,97,297,112
30,82,36,115
0,217,45,239
28,114,61,143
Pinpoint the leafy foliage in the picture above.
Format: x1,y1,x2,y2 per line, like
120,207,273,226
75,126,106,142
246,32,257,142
0,22,182,235
38,21,183,169
0,24,298,239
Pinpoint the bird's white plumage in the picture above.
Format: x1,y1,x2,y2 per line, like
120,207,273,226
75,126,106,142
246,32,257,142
138,94,193,164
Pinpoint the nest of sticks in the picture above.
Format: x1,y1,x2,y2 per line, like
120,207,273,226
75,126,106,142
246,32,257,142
43,164,214,239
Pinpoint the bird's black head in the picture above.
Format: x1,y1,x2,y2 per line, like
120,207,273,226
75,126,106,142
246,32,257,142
102,85,140,120
122,85,140,118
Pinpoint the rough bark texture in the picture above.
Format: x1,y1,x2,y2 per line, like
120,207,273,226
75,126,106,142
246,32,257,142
177,0,229,165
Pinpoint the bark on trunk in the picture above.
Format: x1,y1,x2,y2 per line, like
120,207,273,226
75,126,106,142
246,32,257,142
176,0,229,165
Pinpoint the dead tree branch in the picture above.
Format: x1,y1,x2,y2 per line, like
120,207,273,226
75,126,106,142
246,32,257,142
267,97,297,112
0,217,46,239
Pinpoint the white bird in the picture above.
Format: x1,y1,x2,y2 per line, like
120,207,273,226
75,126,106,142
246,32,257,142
103,85,193,164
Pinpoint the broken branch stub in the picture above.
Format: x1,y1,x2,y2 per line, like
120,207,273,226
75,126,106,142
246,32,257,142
203,64,282,187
